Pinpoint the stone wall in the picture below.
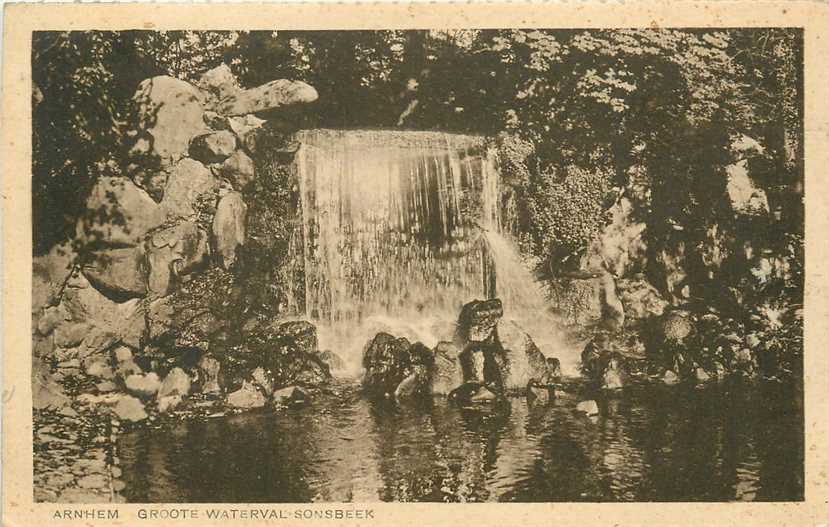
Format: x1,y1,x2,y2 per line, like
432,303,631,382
32,64,325,421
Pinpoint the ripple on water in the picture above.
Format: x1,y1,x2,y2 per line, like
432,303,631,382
116,381,802,503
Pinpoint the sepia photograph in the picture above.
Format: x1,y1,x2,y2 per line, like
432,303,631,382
21,22,808,506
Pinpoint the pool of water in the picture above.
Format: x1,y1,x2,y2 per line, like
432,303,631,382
117,379,803,502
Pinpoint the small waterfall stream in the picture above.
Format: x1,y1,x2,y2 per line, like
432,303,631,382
296,129,575,375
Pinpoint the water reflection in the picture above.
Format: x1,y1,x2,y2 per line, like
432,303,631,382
118,381,802,503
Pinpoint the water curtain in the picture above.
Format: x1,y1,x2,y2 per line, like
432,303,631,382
296,129,574,375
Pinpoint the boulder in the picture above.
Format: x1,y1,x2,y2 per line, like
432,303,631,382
362,333,414,397
52,274,146,357
125,372,161,398
113,345,134,364
220,149,256,190
218,79,318,117
78,176,165,248
317,350,346,374
526,380,555,404
226,381,266,409
198,64,241,108
161,158,218,219
602,355,625,390
599,271,625,331
496,320,549,392
212,191,247,269
129,168,169,203
32,361,70,411
617,276,669,320
157,395,183,414
112,395,148,422
727,159,770,216
273,385,307,406
394,364,430,401
576,400,600,416
147,221,209,296
189,130,237,164
431,341,463,395
198,355,222,394
81,246,148,300
131,76,206,167
227,115,268,155
158,367,191,400
455,299,503,344
32,242,76,313
84,359,114,380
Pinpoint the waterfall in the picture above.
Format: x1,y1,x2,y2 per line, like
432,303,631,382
296,129,576,376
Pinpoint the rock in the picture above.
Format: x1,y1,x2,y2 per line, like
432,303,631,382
198,64,241,108
455,299,503,344
470,384,498,403
54,322,92,349
431,341,463,395
114,346,133,364
212,191,247,269
617,276,669,320
84,358,114,380
32,363,70,411
602,355,625,390
112,395,148,422
129,168,169,202
96,381,117,393
362,332,414,397
727,159,770,216
273,385,307,406
78,176,165,247
161,158,218,219
203,111,229,130
77,474,108,490
131,75,206,167
317,350,346,373
125,372,161,398
158,367,191,399
448,381,499,405
115,359,142,379
250,367,274,396
581,333,610,381
198,355,222,394
576,400,600,416
227,115,267,155
147,221,209,296
218,79,318,117
599,271,625,331
496,320,549,391
526,380,555,404
189,130,237,164
226,381,266,409
220,149,255,190
157,395,183,413
661,370,681,385
81,246,148,300
32,242,76,313
394,365,430,400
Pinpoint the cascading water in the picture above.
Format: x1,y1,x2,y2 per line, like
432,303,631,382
296,129,577,376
